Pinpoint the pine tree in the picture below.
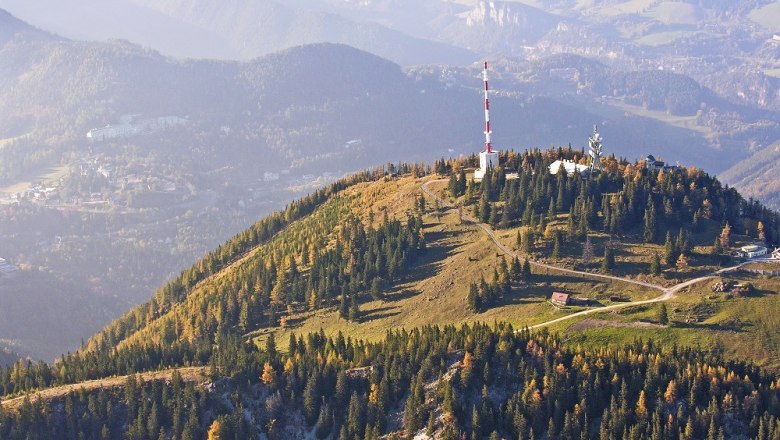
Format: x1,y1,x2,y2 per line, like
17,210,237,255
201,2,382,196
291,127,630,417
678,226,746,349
238,301,250,332
711,236,723,256
339,292,348,319
308,289,318,311
522,258,532,281
602,245,615,273
467,283,479,312
644,199,657,243
448,173,459,197
650,252,662,275
552,232,561,259
458,169,467,195
303,373,322,425
499,207,511,229
471,405,481,440
489,204,499,226
315,404,333,439
582,236,594,264
265,333,277,359
664,231,676,266
479,194,490,224
349,294,360,322
658,303,669,325
510,257,522,282
567,206,577,241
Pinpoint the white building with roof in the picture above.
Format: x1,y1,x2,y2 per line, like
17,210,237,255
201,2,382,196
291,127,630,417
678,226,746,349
738,244,768,259
0,258,19,280
549,159,590,176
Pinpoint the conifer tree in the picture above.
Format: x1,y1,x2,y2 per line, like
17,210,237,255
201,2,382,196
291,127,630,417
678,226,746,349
478,194,490,224
602,245,615,273
467,283,479,312
552,232,561,259
650,252,662,275
499,207,511,229
582,236,594,264
510,257,522,282
304,373,321,425
522,258,532,281
644,199,657,243
349,294,360,322
339,292,348,319
489,204,499,226
448,173,459,197
658,303,669,325
664,231,676,266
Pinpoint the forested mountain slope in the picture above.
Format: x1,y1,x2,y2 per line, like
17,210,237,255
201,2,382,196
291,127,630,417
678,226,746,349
3,149,778,392
1,150,780,438
4,324,780,439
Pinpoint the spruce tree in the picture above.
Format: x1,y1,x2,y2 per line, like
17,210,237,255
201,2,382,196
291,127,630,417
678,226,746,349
650,252,661,275
349,294,360,322
478,194,490,224
339,293,348,319
510,257,522,282
658,303,669,325
552,232,561,259
499,207,511,229
664,231,676,266
448,173,459,197
467,283,479,312
582,236,594,264
602,245,615,273
522,258,532,281
643,200,657,243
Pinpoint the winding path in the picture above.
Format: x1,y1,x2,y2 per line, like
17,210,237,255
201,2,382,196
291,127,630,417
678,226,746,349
0,367,208,412
421,178,749,329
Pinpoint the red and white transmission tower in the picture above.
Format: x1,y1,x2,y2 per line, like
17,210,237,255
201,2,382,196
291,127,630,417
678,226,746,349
475,61,499,180
483,61,493,153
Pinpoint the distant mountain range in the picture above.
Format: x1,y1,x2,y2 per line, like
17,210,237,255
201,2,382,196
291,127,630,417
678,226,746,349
720,140,780,209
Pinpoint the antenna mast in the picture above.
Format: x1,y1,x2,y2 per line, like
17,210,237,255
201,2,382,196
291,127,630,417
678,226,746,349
483,61,492,153
589,125,604,173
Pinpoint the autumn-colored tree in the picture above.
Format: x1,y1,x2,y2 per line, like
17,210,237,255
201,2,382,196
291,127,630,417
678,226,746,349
635,390,648,422
261,362,276,385
207,419,223,440
664,380,678,404
719,223,731,249
676,253,689,269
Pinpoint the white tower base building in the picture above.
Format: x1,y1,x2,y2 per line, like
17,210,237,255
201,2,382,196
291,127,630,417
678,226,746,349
474,151,499,180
